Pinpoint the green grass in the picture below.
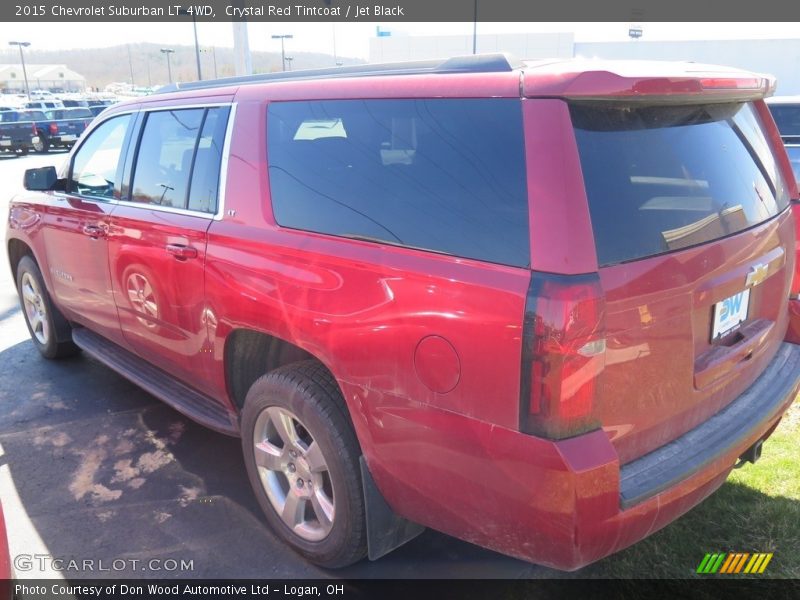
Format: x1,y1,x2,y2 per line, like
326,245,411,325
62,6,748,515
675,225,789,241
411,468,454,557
575,398,800,578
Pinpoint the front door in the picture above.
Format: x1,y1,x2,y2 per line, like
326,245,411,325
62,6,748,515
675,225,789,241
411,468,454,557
42,113,135,346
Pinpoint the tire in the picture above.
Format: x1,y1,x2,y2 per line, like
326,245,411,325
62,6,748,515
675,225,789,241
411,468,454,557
16,255,79,359
17,147,28,156
33,133,49,154
241,360,367,568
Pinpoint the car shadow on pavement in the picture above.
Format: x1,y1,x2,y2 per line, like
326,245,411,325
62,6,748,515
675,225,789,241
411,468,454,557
0,339,549,579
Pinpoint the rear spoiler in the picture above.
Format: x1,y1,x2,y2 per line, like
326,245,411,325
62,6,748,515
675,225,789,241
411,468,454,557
523,61,776,103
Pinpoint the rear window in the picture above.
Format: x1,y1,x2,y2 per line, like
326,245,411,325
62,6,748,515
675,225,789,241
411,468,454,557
266,98,529,268
572,102,791,266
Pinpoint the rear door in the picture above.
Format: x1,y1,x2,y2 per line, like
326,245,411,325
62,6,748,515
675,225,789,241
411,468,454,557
570,100,794,463
107,104,231,393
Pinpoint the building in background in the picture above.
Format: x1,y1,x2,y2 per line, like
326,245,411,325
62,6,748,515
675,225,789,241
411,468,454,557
370,34,800,95
0,64,86,93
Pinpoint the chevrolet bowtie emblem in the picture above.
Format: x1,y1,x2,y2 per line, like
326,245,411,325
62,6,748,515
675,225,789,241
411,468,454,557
745,263,769,288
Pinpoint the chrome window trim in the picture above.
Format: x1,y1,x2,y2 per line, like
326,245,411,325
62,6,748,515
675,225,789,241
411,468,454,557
214,102,237,221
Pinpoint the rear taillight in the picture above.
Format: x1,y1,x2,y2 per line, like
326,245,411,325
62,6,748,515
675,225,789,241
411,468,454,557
31,123,36,134
520,273,606,439
48,122,58,135
791,201,800,301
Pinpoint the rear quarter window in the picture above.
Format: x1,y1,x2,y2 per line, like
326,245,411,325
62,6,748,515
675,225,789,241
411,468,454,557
571,102,791,266
266,98,530,268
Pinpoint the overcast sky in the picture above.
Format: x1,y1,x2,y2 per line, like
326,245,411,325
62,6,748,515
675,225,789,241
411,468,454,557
2,22,800,60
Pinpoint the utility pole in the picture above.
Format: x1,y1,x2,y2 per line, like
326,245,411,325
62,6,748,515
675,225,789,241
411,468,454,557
233,22,252,76
160,48,175,83
8,41,31,100
472,0,478,55
271,34,293,72
178,9,202,80
127,44,135,87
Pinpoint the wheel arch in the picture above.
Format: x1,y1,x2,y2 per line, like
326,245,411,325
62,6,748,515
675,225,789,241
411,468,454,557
7,237,34,283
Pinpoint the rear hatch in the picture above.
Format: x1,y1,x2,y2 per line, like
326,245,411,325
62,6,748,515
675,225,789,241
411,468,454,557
574,98,794,462
523,63,796,462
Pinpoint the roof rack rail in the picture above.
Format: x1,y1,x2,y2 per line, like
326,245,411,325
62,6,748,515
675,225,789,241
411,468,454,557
154,53,521,95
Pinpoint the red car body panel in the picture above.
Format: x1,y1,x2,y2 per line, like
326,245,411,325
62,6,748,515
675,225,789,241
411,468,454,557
0,502,9,581
7,59,800,570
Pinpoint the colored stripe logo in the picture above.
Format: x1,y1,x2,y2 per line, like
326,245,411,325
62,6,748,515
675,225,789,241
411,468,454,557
697,552,773,574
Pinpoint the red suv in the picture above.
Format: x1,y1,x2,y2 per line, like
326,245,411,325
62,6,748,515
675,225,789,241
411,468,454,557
7,55,800,570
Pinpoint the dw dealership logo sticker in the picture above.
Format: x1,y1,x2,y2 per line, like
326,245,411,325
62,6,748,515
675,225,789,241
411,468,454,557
696,552,773,574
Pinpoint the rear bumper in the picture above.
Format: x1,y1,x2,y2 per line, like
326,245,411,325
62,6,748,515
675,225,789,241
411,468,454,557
372,343,800,570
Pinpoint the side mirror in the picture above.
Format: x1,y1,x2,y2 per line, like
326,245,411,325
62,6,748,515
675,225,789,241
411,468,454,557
23,166,65,191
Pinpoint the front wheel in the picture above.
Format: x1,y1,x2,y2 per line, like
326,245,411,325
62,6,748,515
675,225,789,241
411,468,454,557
241,361,367,568
16,255,79,359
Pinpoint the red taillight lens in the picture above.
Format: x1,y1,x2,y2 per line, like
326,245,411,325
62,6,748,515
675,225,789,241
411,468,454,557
31,123,36,134
521,273,606,439
48,122,58,135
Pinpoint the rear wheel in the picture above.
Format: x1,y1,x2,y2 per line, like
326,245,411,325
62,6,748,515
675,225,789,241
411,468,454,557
241,361,367,568
33,133,49,154
16,255,79,359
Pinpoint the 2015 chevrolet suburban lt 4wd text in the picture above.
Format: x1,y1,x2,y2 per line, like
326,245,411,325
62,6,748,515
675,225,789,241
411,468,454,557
6,54,800,570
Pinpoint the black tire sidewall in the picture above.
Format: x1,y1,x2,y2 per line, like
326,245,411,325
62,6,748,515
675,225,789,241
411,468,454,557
241,368,365,568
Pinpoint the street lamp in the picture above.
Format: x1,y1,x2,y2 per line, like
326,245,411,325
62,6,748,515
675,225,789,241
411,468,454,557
8,41,31,100
160,48,175,84
271,34,293,72
285,57,293,71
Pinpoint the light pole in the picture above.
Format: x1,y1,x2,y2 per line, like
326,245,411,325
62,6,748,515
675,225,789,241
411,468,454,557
202,47,218,79
271,34,293,72
8,41,31,100
160,48,175,84
285,57,293,71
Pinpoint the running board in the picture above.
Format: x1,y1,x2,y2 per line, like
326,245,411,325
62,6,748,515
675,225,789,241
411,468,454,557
71,328,239,437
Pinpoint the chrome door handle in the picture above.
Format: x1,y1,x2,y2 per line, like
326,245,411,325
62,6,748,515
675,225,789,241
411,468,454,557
166,244,198,260
82,224,106,238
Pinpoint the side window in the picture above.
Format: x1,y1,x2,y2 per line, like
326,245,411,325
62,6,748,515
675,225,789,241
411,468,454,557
69,114,132,199
130,109,204,208
266,99,530,267
129,107,229,213
187,106,230,213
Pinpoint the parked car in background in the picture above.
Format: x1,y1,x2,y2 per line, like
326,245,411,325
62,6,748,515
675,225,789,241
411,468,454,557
61,99,90,108
0,109,90,153
88,105,110,118
0,110,37,156
7,56,800,571
25,100,64,111
766,96,800,181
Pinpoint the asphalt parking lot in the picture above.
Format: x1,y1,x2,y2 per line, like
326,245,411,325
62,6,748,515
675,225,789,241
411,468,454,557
0,151,553,580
